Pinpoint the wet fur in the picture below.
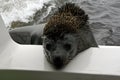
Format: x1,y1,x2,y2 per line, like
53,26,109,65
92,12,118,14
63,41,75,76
43,3,98,69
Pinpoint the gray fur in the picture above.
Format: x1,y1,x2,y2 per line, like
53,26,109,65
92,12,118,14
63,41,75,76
43,3,98,69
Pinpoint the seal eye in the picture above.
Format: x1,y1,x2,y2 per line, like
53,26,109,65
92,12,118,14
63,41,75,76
46,43,52,51
64,43,71,51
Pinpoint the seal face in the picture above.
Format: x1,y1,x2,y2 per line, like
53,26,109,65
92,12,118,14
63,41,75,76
43,3,98,69
43,33,78,69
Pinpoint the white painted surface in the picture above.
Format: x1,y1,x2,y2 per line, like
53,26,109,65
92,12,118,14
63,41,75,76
1,15,120,79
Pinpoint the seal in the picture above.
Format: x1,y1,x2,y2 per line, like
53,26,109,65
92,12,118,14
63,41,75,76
43,3,98,69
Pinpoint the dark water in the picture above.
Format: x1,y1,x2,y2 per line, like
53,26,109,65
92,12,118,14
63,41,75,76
71,0,120,46
76,0,120,46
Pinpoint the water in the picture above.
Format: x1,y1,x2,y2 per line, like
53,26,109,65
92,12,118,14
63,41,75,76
0,0,51,27
0,0,120,46
73,0,120,46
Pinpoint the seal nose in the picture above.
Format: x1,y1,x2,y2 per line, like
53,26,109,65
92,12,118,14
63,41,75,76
53,56,62,63
52,56,64,69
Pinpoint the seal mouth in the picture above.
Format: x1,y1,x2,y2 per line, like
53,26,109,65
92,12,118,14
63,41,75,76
52,56,64,69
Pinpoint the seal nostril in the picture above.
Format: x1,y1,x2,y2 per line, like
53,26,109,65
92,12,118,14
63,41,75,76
53,56,62,65
52,56,64,69
53,56,61,61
